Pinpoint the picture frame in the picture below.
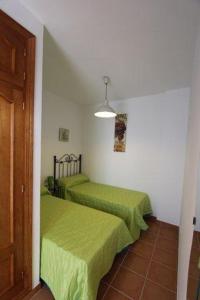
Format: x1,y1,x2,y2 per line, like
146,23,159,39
59,128,69,142
114,113,127,152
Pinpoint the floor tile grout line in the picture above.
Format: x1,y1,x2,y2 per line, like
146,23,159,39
121,257,178,279
120,248,178,293
100,284,109,300
154,246,178,255
126,250,156,261
156,232,179,241
129,241,178,268
110,286,133,300
102,232,154,300
101,248,130,300
111,248,130,283
139,221,161,300
101,219,180,300
108,244,150,300
151,257,178,271
128,239,155,250
147,278,177,294
145,221,179,295
120,265,146,280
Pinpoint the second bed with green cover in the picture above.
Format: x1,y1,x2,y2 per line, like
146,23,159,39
41,192,133,300
58,174,152,240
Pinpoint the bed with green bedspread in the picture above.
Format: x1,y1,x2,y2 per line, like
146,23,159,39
41,194,133,300
58,175,152,240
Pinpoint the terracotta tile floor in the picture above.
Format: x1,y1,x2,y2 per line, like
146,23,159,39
187,231,200,300
30,218,200,300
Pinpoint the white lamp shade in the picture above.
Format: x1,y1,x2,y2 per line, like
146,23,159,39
94,103,117,118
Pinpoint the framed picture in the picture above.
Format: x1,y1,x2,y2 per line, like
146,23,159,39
59,128,69,142
114,113,127,152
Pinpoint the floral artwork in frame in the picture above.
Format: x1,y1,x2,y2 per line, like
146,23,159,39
59,128,69,142
114,113,127,152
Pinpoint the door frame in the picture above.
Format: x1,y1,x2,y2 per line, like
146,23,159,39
0,10,35,294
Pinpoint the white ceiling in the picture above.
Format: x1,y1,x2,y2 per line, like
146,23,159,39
21,0,200,104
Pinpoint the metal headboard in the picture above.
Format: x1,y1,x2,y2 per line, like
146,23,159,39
53,153,82,193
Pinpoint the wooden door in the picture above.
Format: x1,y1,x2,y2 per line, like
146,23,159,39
0,10,35,299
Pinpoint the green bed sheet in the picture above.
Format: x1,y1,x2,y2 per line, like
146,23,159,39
41,194,133,300
59,181,152,240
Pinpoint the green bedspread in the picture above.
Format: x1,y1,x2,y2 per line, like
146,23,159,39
60,181,152,240
41,194,133,300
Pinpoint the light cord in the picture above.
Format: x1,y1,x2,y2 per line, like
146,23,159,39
105,82,108,104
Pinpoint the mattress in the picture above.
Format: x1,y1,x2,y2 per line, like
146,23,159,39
59,179,152,240
40,194,133,300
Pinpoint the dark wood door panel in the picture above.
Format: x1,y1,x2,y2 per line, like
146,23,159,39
0,10,35,299
0,80,14,100
0,89,24,297
0,244,24,299
0,95,14,248
0,282,24,300
0,25,25,87
0,255,14,295
0,35,16,74
13,89,25,283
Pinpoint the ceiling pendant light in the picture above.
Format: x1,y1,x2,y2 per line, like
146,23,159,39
94,76,117,118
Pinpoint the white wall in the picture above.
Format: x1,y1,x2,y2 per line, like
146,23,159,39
83,88,189,225
177,25,200,300
41,90,83,182
0,0,43,288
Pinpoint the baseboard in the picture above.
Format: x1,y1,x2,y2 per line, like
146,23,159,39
22,283,42,299
144,215,180,229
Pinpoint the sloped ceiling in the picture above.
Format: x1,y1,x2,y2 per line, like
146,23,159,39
21,0,200,104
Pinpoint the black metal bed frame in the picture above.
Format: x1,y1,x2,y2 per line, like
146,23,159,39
53,153,82,194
